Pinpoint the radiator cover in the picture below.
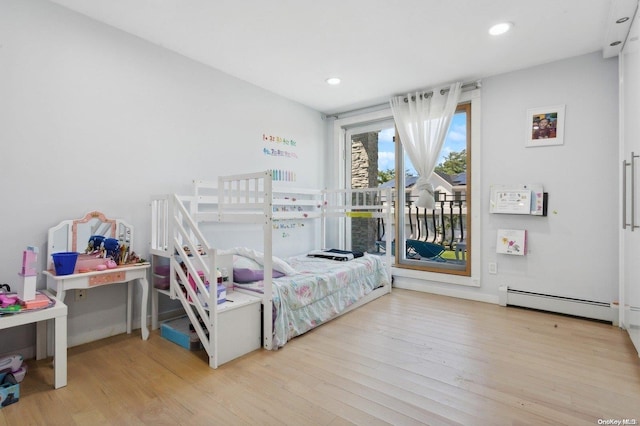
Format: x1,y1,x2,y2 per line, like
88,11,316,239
498,286,614,323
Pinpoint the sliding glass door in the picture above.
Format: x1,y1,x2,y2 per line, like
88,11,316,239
346,103,471,276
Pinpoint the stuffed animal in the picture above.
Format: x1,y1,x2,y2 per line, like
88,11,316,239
86,235,105,254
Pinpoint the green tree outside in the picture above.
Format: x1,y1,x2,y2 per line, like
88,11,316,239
435,149,466,175
378,168,395,185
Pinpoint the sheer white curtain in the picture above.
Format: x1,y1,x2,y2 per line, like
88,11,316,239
390,82,462,208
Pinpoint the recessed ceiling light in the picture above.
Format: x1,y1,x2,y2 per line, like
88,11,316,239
326,77,341,85
610,40,622,46
616,17,630,24
488,22,513,36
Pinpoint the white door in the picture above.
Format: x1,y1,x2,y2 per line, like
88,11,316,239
621,5,640,356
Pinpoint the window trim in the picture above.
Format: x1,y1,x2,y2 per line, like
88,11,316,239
331,88,481,288
395,102,471,276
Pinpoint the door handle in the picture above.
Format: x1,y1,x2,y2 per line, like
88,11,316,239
624,152,640,231
624,159,628,230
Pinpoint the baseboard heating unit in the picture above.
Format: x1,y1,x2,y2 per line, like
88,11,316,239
498,286,614,323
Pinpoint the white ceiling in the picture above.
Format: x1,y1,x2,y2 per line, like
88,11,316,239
49,0,634,114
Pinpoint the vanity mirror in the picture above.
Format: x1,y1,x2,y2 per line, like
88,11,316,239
47,211,134,270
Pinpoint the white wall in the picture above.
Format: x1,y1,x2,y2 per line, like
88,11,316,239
0,0,325,355
481,52,618,303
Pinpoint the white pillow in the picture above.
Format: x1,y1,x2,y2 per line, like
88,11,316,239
232,255,262,270
223,247,297,275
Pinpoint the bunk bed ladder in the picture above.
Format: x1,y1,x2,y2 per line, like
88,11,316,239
170,194,221,368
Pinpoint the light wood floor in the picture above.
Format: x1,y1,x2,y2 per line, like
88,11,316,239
2,289,639,425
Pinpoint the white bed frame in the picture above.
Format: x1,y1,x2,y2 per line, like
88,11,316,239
150,170,392,368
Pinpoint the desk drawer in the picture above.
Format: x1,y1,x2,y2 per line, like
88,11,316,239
89,271,125,286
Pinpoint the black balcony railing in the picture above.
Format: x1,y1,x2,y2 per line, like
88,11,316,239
407,192,466,251
375,192,466,254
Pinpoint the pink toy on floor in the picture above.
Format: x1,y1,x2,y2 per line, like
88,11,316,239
0,355,22,374
10,365,27,383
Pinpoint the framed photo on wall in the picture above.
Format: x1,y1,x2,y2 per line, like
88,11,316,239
525,104,565,147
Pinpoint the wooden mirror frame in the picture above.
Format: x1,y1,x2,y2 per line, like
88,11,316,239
70,211,117,252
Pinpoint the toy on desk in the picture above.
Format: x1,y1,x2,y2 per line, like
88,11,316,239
0,293,19,308
0,284,18,308
84,235,132,267
17,246,38,301
21,247,38,277
0,289,54,313
103,238,120,262
21,292,53,310
0,287,21,314
0,305,21,314
86,235,105,254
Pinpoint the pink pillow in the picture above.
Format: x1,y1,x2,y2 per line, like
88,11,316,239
233,268,285,283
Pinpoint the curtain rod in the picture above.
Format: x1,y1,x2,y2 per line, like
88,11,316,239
325,80,481,120
441,80,481,94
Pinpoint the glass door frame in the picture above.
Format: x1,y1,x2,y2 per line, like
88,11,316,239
395,103,471,276
344,118,396,251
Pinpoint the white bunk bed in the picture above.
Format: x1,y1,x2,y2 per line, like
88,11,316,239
150,170,392,368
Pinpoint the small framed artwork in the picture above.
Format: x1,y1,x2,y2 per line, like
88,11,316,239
525,105,565,147
496,229,527,256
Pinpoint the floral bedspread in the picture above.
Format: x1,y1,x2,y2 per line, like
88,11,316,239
271,253,389,348
233,253,389,348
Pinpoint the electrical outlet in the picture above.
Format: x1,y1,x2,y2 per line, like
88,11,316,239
75,289,87,301
488,262,497,274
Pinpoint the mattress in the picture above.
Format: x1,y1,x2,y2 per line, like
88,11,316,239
234,253,389,348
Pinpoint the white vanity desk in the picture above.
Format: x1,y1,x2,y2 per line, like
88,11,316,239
43,264,150,340
43,211,150,341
